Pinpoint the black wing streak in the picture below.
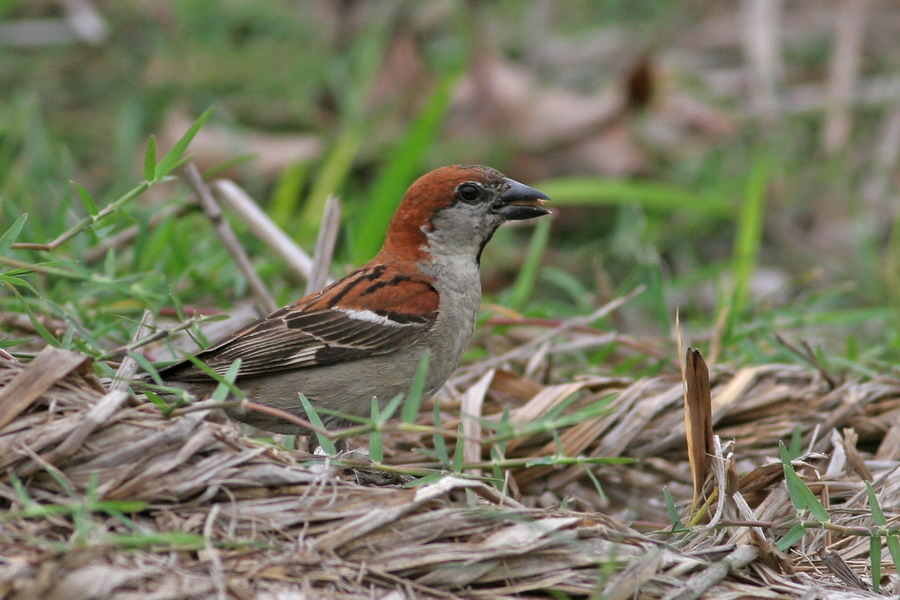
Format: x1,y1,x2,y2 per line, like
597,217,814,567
325,265,386,308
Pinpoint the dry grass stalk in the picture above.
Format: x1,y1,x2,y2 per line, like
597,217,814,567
305,194,342,295
682,348,713,518
822,0,867,156
741,0,783,122
184,162,277,315
213,178,318,283
1,345,899,597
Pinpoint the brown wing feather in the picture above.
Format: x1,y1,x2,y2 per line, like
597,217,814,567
158,265,439,383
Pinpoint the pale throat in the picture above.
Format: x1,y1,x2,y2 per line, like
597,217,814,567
418,235,484,302
418,216,493,262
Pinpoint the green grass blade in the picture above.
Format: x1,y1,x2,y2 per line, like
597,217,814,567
489,445,504,486
871,534,882,593
401,351,430,423
96,500,147,513
780,441,807,512
583,463,607,504
156,106,214,179
211,359,241,403
299,128,363,242
269,161,309,228
776,524,807,551
369,398,383,463
731,153,768,314
368,432,383,463
0,214,27,255
432,398,449,465
523,456,558,467
865,481,887,526
72,182,99,217
8,472,36,508
296,10,393,242
132,352,162,384
378,393,404,424
0,274,33,290
865,482,900,588
508,217,551,311
452,422,464,473
663,486,684,530
299,394,336,455
407,473,444,487
144,391,171,415
45,465,76,496
183,355,242,398
886,535,900,579
7,287,58,345
801,482,830,524
532,177,732,216
143,134,157,181
788,424,803,459
101,505,142,534
779,441,830,523
349,71,460,263
106,531,208,550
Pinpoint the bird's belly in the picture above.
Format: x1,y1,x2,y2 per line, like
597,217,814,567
228,348,432,433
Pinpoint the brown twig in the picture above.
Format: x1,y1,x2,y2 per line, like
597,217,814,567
183,163,277,315
306,194,341,295
773,332,839,389
212,178,317,282
98,313,216,361
242,400,334,439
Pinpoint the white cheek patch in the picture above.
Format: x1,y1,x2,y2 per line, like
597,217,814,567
337,308,402,327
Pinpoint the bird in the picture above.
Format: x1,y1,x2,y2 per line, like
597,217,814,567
150,165,550,437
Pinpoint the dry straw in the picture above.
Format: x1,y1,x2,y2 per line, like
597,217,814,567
1,344,898,598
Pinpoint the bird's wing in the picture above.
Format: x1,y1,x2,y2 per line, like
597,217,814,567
158,268,439,382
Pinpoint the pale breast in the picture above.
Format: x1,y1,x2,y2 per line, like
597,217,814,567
420,253,483,390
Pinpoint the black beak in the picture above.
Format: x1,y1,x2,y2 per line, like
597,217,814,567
496,177,551,221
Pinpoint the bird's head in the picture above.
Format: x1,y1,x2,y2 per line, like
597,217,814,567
382,165,550,263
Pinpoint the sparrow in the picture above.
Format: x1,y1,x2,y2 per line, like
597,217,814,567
151,165,550,435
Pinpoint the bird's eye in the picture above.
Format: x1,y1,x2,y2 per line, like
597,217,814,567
457,183,481,203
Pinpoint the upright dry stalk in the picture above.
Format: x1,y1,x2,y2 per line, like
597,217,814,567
822,0,867,156
741,0,783,123
184,163,277,315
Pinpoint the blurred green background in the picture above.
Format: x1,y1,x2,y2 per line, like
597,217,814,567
1,0,899,374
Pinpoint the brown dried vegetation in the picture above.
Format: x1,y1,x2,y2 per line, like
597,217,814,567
1,343,898,598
